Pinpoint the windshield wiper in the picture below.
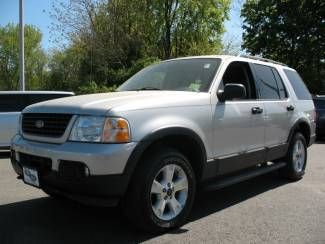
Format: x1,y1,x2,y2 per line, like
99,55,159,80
136,87,161,91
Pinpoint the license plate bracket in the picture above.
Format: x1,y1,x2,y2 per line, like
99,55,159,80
23,167,40,188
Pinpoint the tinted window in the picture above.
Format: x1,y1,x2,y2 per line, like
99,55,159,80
314,99,325,109
254,64,280,99
272,68,287,99
221,61,257,99
284,69,312,100
0,93,72,112
118,58,221,92
0,95,25,112
26,94,71,106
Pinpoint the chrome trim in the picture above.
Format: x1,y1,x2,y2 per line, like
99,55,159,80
246,147,265,154
218,153,239,160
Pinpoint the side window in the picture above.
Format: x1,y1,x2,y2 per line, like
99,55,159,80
271,68,288,99
25,94,72,106
221,61,257,100
0,95,24,112
283,69,312,100
253,64,280,99
26,94,47,105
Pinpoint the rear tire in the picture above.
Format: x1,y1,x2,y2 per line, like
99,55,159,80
123,147,196,233
280,132,307,181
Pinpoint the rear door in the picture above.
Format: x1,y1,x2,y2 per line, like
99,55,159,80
252,64,294,159
0,95,24,148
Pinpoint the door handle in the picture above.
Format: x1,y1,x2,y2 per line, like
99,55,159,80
252,107,263,114
287,105,295,111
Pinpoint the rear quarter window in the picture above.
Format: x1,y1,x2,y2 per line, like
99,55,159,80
283,69,312,100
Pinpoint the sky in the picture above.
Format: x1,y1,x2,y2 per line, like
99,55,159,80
224,1,244,46
0,0,243,51
0,0,54,49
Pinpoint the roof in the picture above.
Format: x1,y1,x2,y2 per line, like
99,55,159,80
0,91,74,95
313,95,325,100
164,55,292,69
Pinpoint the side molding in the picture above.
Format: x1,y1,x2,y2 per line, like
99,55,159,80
201,143,288,181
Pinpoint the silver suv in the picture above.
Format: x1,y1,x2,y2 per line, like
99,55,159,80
11,55,316,232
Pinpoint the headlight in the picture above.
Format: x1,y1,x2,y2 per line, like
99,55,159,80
69,116,130,143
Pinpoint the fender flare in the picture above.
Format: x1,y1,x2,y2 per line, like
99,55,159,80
287,118,311,145
122,127,207,185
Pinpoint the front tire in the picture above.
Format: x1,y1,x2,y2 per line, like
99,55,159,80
123,147,196,233
280,132,307,181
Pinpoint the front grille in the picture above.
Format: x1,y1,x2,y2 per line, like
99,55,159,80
22,113,72,138
19,153,52,176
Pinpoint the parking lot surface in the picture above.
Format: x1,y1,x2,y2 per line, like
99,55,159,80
0,143,324,244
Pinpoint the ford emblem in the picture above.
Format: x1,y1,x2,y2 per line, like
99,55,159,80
35,120,45,128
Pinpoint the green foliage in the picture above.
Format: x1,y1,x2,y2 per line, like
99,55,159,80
241,0,325,93
78,81,117,95
142,0,231,58
0,23,47,90
45,43,87,92
0,0,231,94
47,0,230,94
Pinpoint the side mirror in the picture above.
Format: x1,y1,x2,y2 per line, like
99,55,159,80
217,83,247,102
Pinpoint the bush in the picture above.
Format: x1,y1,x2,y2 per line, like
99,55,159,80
77,81,117,95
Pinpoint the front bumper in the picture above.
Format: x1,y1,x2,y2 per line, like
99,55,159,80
11,134,138,205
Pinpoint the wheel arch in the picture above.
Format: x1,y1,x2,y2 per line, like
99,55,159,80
288,118,312,146
122,127,207,188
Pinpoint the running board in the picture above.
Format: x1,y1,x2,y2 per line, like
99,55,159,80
204,162,286,191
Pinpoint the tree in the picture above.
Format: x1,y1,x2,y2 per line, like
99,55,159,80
149,0,231,59
45,44,86,92
49,0,231,92
241,0,325,93
0,23,47,90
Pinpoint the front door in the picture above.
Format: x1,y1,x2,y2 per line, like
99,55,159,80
213,61,266,175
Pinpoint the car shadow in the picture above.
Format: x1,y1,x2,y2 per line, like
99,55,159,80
0,172,288,244
315,139,325,144
190,172,288,222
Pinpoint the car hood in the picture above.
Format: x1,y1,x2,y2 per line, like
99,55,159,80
23,91,211,116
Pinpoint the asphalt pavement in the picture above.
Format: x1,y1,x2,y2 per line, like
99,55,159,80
0,143,324,244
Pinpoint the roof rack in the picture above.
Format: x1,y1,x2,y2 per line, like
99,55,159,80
238,54,288,67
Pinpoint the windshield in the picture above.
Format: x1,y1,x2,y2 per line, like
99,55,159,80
118,58,221,92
